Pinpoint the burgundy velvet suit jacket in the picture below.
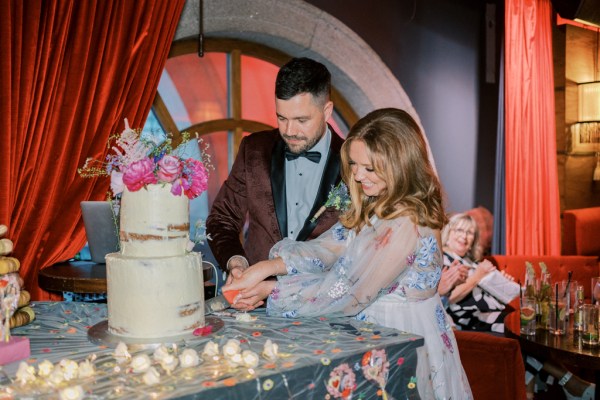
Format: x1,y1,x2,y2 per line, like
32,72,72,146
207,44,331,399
206,126,344,269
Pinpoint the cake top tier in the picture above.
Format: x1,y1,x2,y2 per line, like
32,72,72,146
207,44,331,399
119,184,190,258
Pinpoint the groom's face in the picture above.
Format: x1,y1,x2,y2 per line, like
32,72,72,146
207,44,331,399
275,92,333,154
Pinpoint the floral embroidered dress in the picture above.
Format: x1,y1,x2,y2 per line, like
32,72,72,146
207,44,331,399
267,216,473,400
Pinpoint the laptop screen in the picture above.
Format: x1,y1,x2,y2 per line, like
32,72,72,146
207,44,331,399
80,201,119,264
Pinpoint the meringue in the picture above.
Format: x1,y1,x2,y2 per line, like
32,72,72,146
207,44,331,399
262,339,279,361
242,350,259,368
15,361,36,385
179,348,200,368
223,339,241,358
78,360,96,379
59,385,84,400
37,360,54,377
131,354,152,373
143,367,161,385
202,341,219,358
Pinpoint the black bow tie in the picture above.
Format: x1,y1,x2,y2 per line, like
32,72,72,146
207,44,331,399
285,150,322,163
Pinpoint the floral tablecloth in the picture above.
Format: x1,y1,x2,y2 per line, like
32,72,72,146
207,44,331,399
0,302,423,399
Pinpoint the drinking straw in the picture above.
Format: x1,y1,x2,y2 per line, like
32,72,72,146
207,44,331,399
518,279,523,307
555,282,559,332
564,271,572,298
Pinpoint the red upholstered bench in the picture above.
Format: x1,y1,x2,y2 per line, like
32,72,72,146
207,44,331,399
562,207,600,256
455,330,526,400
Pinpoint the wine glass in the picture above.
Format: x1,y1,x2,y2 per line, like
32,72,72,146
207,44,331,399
592,277,600,305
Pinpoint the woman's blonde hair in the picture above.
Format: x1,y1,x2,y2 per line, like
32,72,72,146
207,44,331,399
339,108,447,230
441,213,481,261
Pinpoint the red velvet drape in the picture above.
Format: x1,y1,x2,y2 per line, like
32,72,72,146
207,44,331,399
504,0,561,255
0,0,185,300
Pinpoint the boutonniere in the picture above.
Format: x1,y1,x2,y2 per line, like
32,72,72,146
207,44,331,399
310,182,351,223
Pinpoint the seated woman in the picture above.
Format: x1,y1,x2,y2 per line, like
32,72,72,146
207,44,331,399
442,213,513,333
224,108,473,399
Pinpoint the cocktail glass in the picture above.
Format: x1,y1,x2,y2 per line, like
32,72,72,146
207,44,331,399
582,304,599,346
520,297,537,336
548,301,567,335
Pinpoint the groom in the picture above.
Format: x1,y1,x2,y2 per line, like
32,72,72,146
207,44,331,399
206,57,343,278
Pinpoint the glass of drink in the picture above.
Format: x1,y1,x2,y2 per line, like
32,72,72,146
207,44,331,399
520,297,537,335
582,304,599,346
548,301,567,335
592,277,600,306
559,280,578,314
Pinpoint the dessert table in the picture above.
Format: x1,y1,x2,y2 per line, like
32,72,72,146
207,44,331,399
0,302,424,399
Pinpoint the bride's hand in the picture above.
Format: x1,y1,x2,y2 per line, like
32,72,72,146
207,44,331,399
233,281,277,311
223,258,285,295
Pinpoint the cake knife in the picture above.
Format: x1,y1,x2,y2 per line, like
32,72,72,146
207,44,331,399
204,290,239,315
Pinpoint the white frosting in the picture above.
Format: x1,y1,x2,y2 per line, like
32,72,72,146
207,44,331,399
106,252,204,339
119,184,189,258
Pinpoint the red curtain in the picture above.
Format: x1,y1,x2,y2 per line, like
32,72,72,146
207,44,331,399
504,0,561,255
0,0,185,300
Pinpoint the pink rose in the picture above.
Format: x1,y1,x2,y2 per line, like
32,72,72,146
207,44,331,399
182,158,208,199
157,155,182,182
110,170,124,195
122,158,157,191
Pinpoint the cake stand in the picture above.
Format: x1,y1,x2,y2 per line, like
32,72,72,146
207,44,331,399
88,316,224,348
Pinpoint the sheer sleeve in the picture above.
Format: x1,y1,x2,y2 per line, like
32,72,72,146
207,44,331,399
267,216,440,318
269,223,350,274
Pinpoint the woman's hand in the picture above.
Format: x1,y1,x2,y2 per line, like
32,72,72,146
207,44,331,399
231,281,277,312
438,260,468,296
472,259,495,282
224,259,280,292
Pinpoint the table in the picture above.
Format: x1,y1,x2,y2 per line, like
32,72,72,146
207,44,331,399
1,302,424,399
38,261,215,295
505,310,600,399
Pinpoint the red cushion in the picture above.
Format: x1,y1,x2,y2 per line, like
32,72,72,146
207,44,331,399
455,330,526,400
562,207,600,256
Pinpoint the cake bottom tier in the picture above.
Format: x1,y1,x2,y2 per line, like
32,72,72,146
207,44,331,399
106,252,205,340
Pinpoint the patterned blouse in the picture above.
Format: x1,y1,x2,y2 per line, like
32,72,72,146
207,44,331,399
266,215,443,318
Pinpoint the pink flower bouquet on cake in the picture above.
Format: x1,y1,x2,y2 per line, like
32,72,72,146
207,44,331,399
79,119,210,200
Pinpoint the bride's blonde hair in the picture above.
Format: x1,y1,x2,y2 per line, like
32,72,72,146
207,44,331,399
339,108,447,230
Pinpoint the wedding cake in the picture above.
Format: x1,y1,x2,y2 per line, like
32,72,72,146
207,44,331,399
106,184,205,340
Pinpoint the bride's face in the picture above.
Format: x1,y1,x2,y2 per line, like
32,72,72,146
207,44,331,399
348,140,387,197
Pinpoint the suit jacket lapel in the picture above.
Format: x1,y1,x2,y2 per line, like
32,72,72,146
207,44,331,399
296,129,343,241
271,139,287,238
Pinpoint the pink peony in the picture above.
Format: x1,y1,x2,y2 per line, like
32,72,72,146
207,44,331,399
182,158,209,199
157,155,182,182
122,158,157,191
110,170,124,195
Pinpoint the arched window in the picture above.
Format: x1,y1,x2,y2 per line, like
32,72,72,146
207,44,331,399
142,38,357,226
